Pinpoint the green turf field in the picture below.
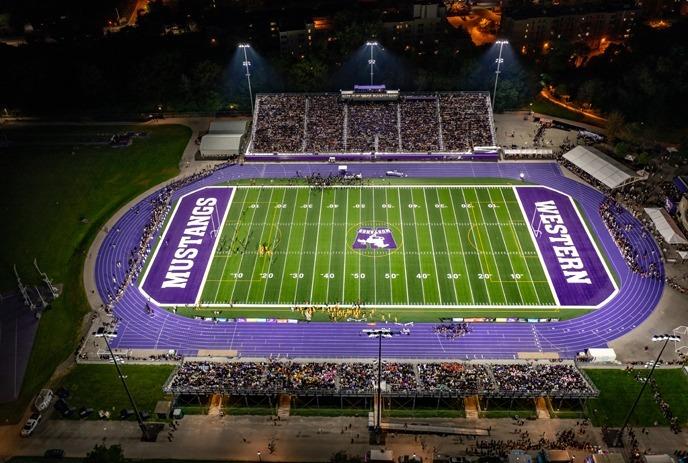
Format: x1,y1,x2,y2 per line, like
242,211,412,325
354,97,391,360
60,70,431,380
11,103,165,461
198,185,557,308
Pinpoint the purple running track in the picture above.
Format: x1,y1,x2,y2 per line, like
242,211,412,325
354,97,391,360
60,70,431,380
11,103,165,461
94,163,663,359
140,186,233,305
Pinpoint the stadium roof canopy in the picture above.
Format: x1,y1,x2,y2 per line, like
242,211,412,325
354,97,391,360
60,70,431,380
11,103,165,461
644,208,688,245
563,145,640,190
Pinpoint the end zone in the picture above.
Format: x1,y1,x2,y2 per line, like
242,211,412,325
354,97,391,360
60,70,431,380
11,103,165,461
139,186,234,305
514,185,618,308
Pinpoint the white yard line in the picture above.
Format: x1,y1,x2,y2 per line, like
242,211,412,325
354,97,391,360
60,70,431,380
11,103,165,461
396,188,411,305
447,188,476,304
435,187,460,305
211,188,250,303
307,190,325,303
292,190,314,303
485,187,526,305
470,187,509,303
421,188,444,304
341,188,349,303
324,188,338,302
496,188,544,306
244,188,275,300
384,188,394,301
409,188,427,304
225,188,264,304
259,188,288,304
512,186,560,306
456,188,492,305
276,189,302,303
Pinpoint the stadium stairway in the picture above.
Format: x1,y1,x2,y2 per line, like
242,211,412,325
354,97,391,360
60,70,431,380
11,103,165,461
208,394,223,416
464,396,480,420
277,394,291,419
535,397,551,419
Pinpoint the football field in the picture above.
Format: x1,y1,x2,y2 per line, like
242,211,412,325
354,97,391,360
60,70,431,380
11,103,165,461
197,185,558,308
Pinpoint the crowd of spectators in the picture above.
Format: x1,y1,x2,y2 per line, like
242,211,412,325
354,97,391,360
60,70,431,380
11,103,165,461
252,94,306,153
166,360,596,397
347,102,399,152
399,97,440,152
469,425,599,458
491,364,595,396
417,363,490,394
305,96,344,153
249,92,494,154
439,93,494,152
599,197,661,279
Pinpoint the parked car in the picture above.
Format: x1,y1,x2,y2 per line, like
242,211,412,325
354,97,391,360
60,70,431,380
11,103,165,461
34,389,53,412
21,413,42,437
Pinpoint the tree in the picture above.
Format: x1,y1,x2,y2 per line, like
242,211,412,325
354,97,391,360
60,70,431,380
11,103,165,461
606,111,627,143
85,444,125,463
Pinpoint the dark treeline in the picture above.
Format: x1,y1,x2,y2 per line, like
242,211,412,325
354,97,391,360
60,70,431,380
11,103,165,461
0,0,686,135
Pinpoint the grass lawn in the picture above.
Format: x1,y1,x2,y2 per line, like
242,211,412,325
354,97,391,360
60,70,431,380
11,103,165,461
0,124,190,422
530,97,604,127
584,368,688,427
56,364,175,418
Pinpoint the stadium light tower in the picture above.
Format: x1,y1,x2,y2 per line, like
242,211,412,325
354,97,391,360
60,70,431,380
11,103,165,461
366,41,379,86
363,327,408,443
613,334,681,447
238,43,254,115
492,40,509,111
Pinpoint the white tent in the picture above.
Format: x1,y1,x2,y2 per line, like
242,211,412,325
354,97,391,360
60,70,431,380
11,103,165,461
586,348,617,363
644,208,688,245
200,134,242,158
563,145,642,190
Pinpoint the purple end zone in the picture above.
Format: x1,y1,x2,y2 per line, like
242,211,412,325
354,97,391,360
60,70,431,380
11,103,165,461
515,186,616,307
140,186,233,305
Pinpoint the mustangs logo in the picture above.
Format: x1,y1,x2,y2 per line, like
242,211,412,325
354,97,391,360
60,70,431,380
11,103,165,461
352,227,397,250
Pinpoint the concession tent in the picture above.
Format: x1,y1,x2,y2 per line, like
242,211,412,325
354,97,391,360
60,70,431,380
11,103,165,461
644,208,688,245
200,120,248,158
563,145,642,190
200,135,241,158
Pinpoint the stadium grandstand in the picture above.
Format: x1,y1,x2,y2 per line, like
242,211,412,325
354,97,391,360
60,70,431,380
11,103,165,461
163,360,598,399
247,88,497,158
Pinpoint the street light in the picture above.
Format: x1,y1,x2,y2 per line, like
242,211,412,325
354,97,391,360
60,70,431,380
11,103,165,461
492,40,509,111
366,41,379,86
238,43,254,115
613,334,681,447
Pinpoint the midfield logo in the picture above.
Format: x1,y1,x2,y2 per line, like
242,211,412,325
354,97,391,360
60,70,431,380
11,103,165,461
352,227,397,250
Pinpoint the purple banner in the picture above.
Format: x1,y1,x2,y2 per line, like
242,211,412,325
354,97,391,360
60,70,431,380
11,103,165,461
141,186,233,305
515,186,616,307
